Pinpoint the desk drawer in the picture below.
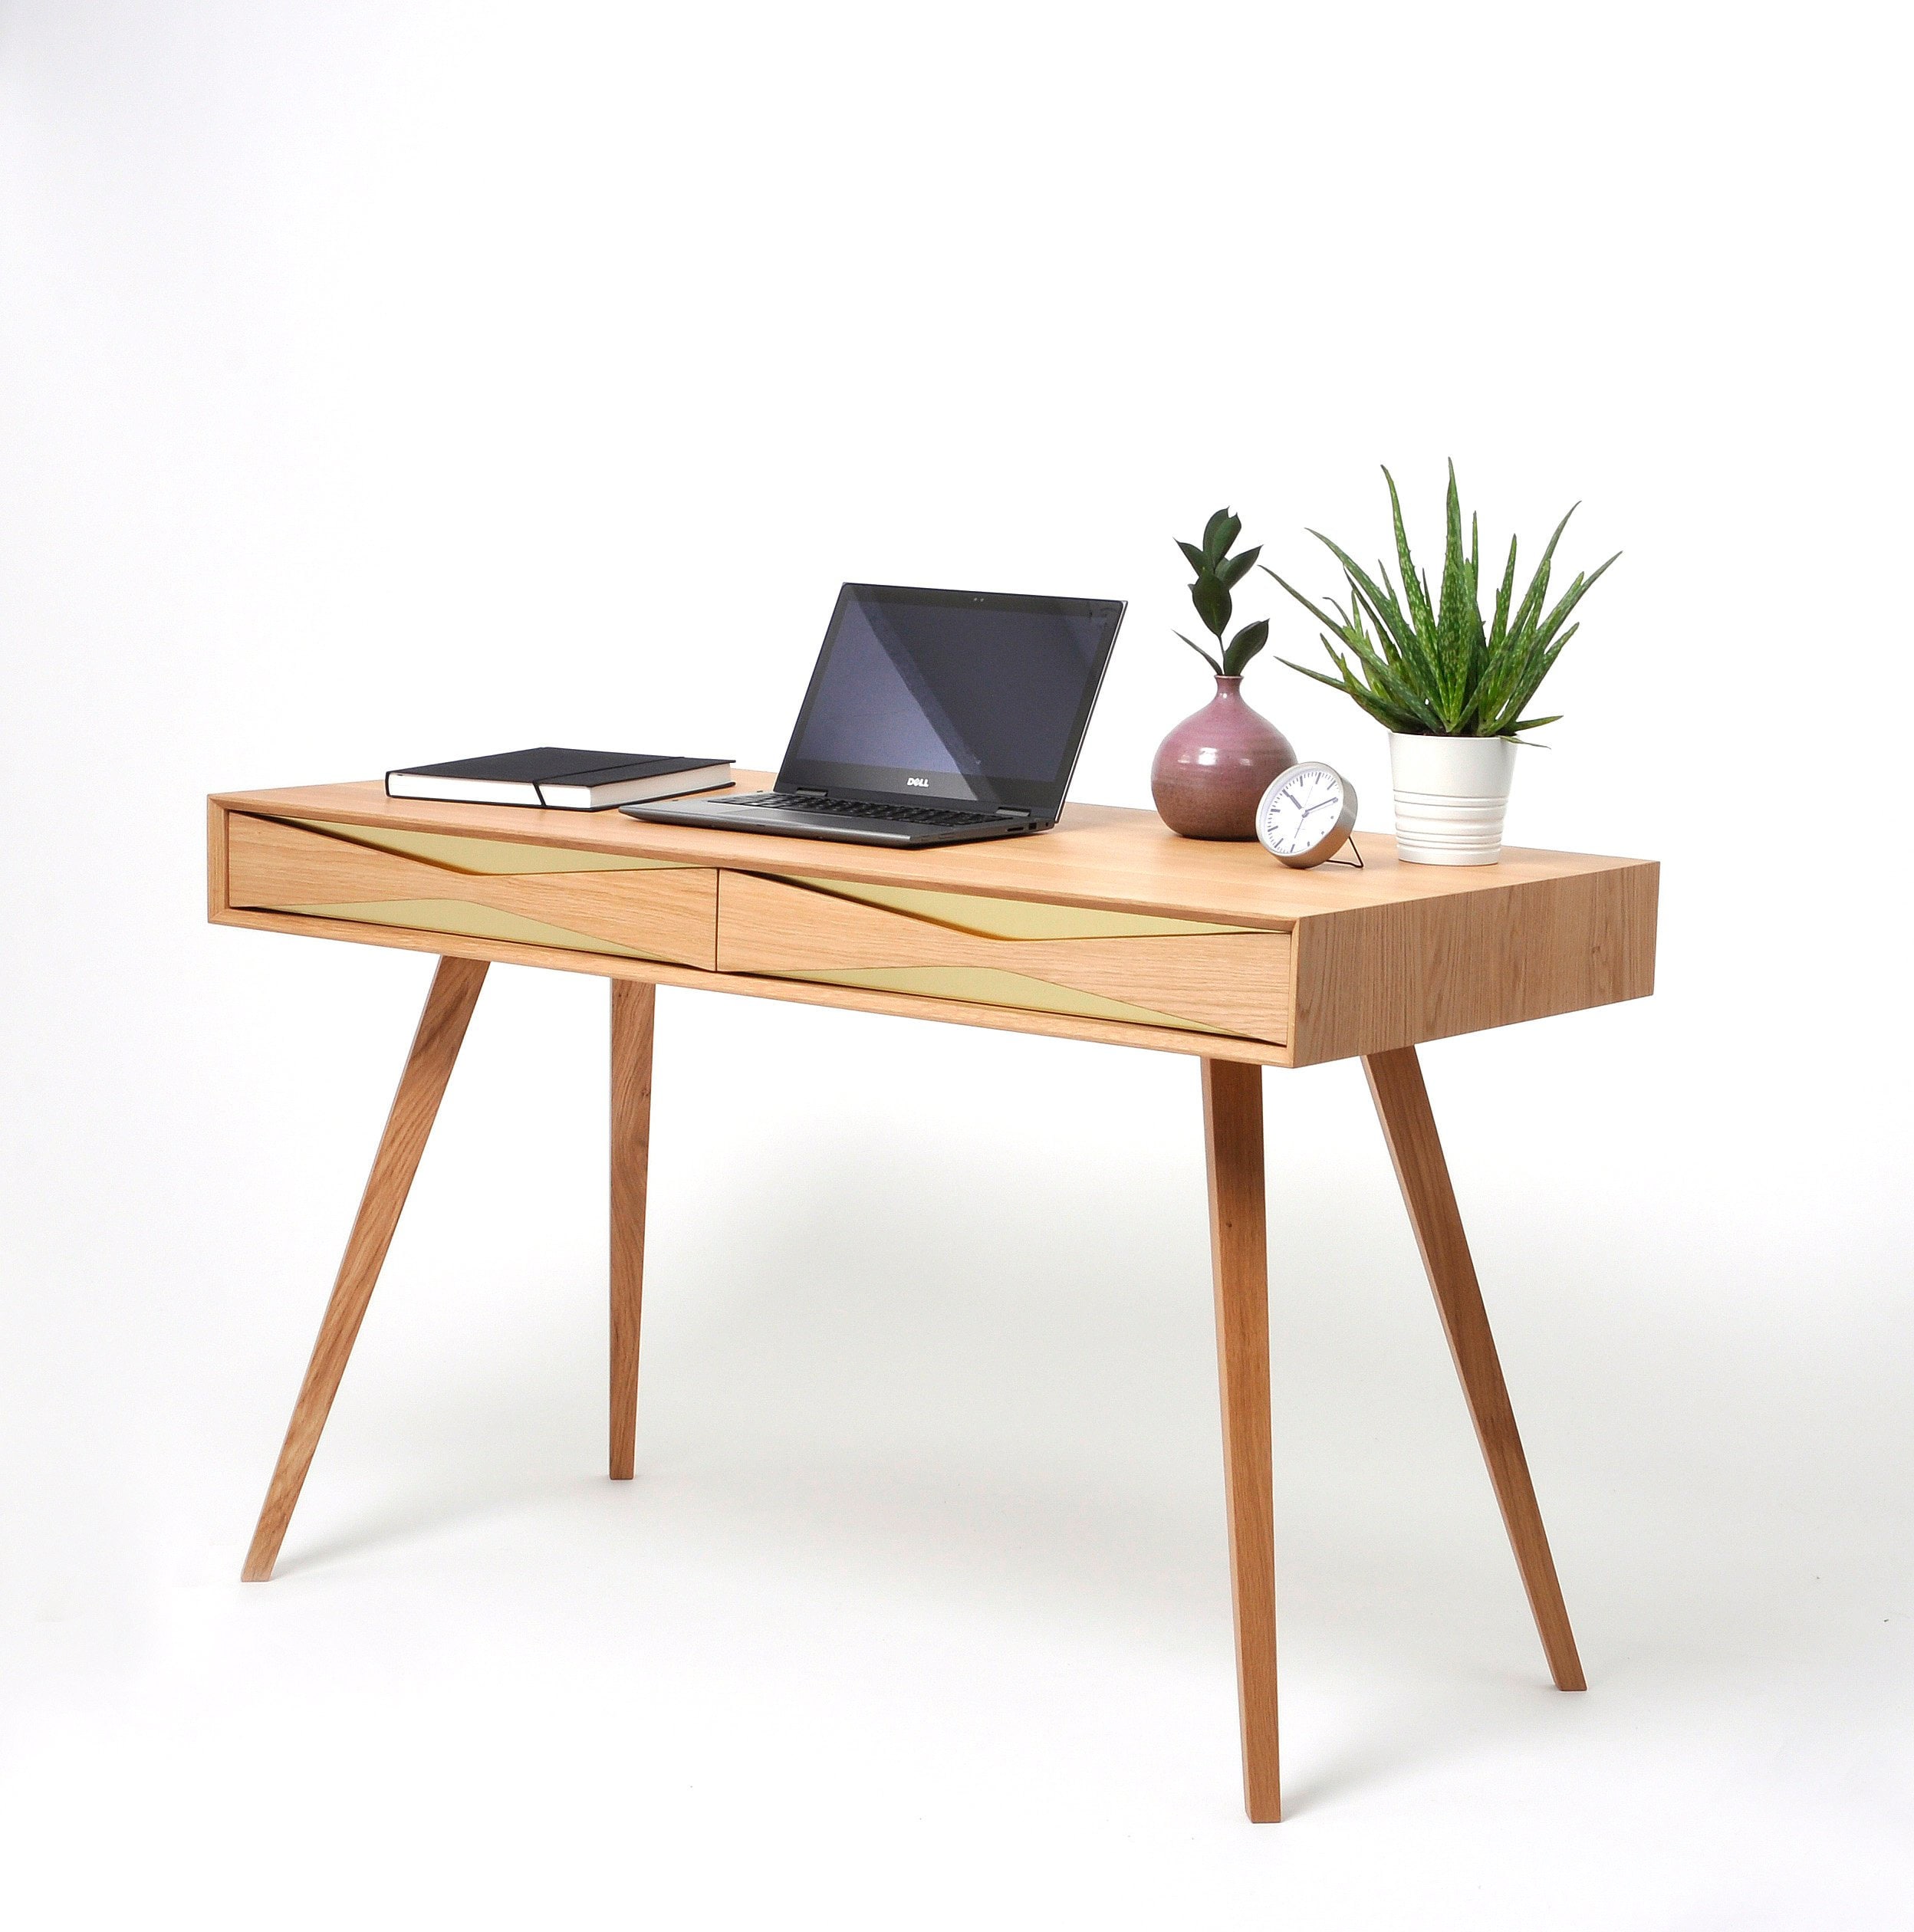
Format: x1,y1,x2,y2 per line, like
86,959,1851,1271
717,870,1290,1043
226,814,719,968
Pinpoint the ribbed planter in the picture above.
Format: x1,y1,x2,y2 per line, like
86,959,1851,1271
1389,734,1518,866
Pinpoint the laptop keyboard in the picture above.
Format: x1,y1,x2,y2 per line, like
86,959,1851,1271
730,792,1007,829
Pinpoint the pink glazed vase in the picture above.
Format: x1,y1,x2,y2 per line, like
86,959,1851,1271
1150,676,1297,840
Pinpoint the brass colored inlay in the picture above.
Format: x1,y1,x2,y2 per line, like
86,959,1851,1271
277,899,657,960
281,818,688,876
761,964,1231,1035
788,875,1255,941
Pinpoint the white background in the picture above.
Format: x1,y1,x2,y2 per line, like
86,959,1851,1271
3,3,1910,1925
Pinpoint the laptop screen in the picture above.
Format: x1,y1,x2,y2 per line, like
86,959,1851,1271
777,584,1125,815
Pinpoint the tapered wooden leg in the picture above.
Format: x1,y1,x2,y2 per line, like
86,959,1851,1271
242,957,488,1582
1202,1056,1281,1823
610,979,656,1480
1363,1046,1586,1691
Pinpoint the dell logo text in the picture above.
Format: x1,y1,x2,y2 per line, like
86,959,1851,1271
906,777,930,788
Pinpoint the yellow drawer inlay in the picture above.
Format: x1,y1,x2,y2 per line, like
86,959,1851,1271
716,871,1288,1043
279,899,656,959
285,818,689,875
788,875,1255,941
760,965,1230,1034
227,813,719,968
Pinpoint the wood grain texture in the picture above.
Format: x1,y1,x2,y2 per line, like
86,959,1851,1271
1202,1057,1281,1822
610,980,655,1481
207,799,229,918
209,905,1297,1066
211,782,1657,1063
1363,1045,1585,1691
717,871,1290,1041
283,816,692,875
1288,862,1659,1066
242,956,488,1582
212,776,1652,935
226,813,719,968
785,874,1255,940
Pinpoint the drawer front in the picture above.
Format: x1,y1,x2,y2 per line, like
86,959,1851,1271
226,814,719,968
717,871,1290,1043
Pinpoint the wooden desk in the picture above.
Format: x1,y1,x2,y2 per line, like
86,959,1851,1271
207,774,1658,1820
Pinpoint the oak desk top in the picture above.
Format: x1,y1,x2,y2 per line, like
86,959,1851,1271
209,774,1659,1070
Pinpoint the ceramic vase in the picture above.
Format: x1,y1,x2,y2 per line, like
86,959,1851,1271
1388,733,1518,865
1150,677,1297,840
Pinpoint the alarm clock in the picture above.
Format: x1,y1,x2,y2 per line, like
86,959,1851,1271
1255,762,1357,868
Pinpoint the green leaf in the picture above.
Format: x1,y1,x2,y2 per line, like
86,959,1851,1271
1176,539,1208,576
1300,535,1423,665
1222,617,1269,675
1271,474,1613,746
1278,652,1418,732
1383,468,1439,651
1488,534,1518,652
1216,545,1261,589
1485,621,1578,734
1174,629,1223,675
1191,573,1232,639
1505,503,1577,646
1326,652,1425,732
1318,615,1447,732
1366,661,1448,733
1278,654,1351,691
1278,556,1447,731
1202,508,1241,564
1432,462,1472,728
1263,567,1350,637
1533,551,1620,651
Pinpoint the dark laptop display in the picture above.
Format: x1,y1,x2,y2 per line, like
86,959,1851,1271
624,583,1125,847
781,585,1123,814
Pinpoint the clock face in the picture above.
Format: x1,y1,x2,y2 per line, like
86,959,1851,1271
1256,763,1354,863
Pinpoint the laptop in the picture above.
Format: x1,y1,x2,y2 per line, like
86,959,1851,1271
623,582,1126,847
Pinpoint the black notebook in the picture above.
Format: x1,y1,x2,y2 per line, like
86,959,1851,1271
386,748,733,811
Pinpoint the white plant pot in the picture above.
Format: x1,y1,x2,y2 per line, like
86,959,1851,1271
1389,734,1518,866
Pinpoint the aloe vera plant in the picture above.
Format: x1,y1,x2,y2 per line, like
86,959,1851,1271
1266,465,1617,740
1174,507,1271,677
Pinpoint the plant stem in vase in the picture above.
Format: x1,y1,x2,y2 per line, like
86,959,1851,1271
1154,507,1294,840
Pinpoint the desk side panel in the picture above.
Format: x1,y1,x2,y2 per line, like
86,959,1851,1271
1288,860,1658,1066
208,797,231,920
